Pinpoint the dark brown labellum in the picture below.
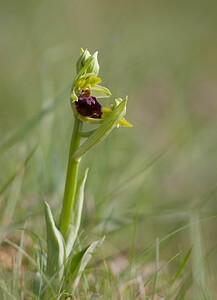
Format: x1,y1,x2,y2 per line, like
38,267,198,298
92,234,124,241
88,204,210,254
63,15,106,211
75,95,102,118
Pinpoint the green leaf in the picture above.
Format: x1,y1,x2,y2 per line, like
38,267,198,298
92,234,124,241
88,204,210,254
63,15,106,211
72,98,127,160
91,85,111,98
68,238,104,291
65,169,89,258
173,245,193,282
44,202,65,281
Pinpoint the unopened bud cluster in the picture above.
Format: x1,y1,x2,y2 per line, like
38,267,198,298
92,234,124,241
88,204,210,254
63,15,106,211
76,49,99,77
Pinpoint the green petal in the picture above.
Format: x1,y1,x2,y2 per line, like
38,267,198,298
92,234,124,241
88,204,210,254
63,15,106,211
86,77,102,87
118,117,133,127
91,85,111,98
102,107,133,127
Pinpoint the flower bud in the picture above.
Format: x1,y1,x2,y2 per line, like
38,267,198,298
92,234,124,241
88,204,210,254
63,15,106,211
76,49,91,73
87,51,100,77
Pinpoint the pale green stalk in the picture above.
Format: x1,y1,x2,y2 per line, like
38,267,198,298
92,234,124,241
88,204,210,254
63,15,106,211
59,117,83,238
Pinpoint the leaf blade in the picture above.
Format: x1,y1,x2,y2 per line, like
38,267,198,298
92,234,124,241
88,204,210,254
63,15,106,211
44,202,65,281
66,238,104,292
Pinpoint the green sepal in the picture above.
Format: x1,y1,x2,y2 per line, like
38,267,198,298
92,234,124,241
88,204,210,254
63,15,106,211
66,238,104,292
65,169,89,258
118,117,133,127
44,201,65,281
102,107,133,127
72,98,127,160
85,77,101,87
91,85,111,98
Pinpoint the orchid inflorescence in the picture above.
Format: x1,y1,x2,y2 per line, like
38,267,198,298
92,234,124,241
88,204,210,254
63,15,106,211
34,49,132,299
71,48,132,127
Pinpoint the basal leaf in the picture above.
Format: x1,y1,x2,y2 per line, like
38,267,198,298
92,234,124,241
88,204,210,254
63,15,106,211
66,238,104,292
44,202,65,281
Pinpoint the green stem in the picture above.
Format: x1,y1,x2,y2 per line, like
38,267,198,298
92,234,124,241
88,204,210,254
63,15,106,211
60,117,82,238
79,129,96,138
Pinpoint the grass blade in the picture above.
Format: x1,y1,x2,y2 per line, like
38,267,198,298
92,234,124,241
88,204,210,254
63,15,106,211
0,85,69,155
3,238,55,297
173,245,193,282
152,238,159,300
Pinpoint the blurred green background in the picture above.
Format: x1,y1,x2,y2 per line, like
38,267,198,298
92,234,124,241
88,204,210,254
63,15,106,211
1,0,217,298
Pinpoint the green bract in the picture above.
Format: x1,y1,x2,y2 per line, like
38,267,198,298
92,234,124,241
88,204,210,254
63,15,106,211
73,98,128,160
76,48,91,73
87,51,100,76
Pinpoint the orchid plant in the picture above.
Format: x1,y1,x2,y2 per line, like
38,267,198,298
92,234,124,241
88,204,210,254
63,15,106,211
34,49,132,299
